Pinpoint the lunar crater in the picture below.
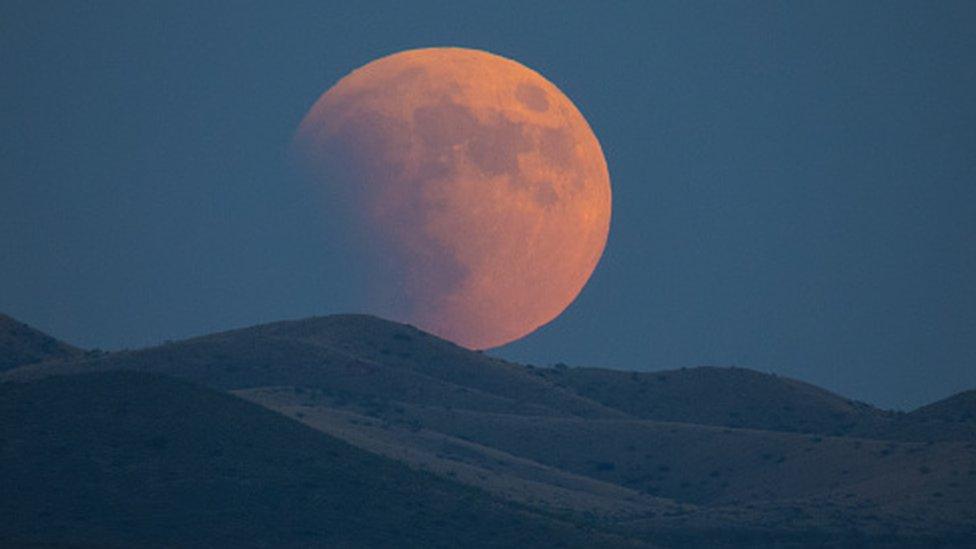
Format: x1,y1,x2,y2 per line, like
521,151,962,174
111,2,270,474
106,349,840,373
516,82,549,112
412,99,532,182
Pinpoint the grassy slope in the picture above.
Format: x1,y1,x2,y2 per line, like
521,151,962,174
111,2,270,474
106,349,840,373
3,313,975,545
0,371,639,548
243,387,976,541
236,385,686,521
539,365,894,436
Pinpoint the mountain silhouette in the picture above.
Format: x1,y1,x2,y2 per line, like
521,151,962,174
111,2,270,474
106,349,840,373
2,313,974,547
869,390,976,442
0,313,82,371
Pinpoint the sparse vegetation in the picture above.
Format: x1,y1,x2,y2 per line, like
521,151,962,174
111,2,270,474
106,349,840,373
0,372,615,548
1,313,974,546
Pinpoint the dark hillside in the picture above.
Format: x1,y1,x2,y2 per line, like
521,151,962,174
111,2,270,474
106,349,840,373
866,390,976,442
245,387,976,545
4,315,622,418
0,313,82,371
3,314,974,546
0,371,635,548
910,390,976,423
542,366,893,436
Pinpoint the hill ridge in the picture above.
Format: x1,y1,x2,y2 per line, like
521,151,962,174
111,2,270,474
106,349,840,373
0,313,83,371
2,312,975,545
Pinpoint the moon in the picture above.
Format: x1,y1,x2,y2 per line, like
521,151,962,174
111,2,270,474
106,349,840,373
293,48,611,349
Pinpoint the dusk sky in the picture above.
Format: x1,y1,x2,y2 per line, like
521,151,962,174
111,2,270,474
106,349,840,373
3,2,975,409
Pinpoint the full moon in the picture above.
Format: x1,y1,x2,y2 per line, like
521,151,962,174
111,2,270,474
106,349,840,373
293,48,611,349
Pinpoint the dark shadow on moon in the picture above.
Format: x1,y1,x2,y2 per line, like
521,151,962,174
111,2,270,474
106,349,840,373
299,105,470,323
295,81,590,335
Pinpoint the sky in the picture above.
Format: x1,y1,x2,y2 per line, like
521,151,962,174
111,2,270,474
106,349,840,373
2,1,974,410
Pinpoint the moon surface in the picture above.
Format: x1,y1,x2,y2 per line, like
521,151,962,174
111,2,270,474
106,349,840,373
293,48,611,349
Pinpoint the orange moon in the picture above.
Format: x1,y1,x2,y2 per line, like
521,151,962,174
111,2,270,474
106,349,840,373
293,48,611,349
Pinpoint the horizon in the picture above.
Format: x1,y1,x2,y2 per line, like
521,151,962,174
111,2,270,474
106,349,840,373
2,309,968,413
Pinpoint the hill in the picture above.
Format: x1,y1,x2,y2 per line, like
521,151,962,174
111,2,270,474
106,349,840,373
6,315,622,419
3,313,974,546
0,313,82,371
11,314,917,439
0,371,635,548
865,390,976,442
242,385,976,544
910,390,976,423
536,365,894,436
